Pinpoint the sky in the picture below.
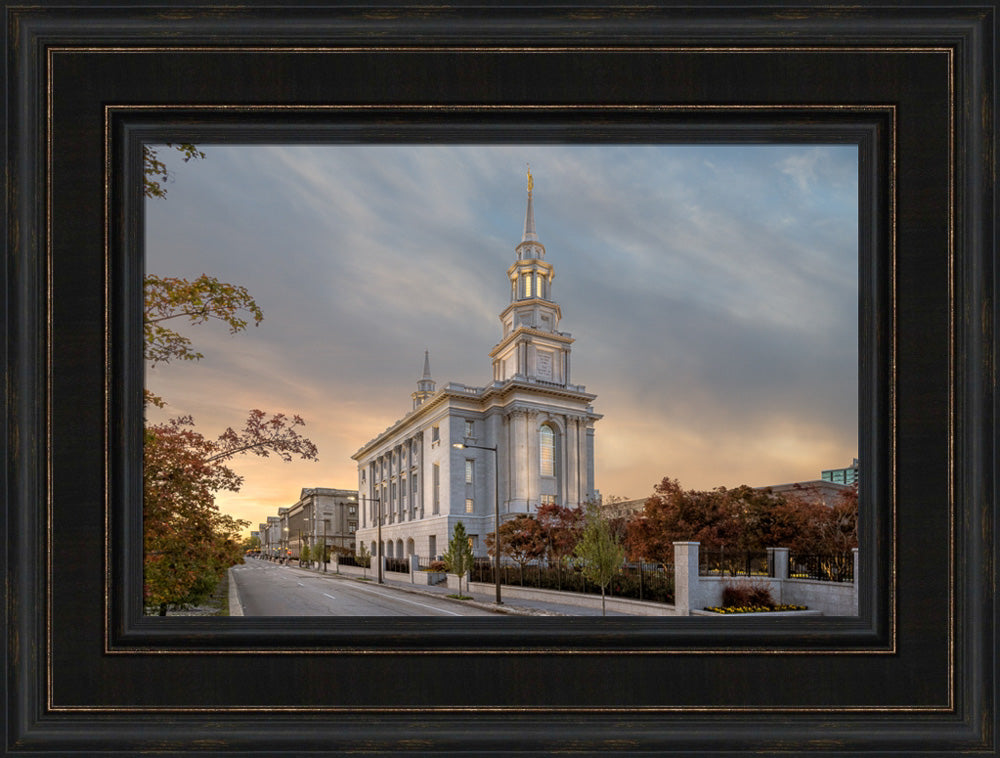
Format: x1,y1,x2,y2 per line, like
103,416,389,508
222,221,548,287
144,143,859,534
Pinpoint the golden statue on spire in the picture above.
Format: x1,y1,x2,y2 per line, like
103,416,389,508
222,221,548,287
527,164,533,193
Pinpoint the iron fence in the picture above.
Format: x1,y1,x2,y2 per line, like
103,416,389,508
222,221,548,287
469,559,674,605
788,552,854,582
698,550,770,577
338,554,368,569
384,556,411,574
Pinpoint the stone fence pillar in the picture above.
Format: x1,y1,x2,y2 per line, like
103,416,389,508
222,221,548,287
770,547,790,580
409,554,420,582
673,542,700,616
852,547,860,614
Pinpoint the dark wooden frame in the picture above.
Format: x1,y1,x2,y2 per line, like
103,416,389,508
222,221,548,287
4,2,996,755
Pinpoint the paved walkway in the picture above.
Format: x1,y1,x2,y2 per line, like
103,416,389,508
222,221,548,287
249,559,636,616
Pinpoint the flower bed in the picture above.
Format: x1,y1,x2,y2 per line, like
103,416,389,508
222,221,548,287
703,604,807,614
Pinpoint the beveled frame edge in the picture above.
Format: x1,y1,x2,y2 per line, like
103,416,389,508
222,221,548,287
5,3,995,755
103,104,895,657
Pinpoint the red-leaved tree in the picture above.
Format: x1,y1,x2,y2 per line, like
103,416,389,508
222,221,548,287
143,267,318,613
626,476,858,566
486,514,546,583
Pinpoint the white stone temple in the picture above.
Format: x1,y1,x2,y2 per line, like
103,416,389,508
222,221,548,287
352,170,601,560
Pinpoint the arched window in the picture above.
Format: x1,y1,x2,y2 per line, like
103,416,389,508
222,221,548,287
540,424,555,477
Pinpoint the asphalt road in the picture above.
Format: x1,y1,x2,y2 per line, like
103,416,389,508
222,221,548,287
232,558,499,616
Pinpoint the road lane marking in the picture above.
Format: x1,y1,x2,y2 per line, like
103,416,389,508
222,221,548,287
345,582,463,616
322,593,336,600
268,564,470,615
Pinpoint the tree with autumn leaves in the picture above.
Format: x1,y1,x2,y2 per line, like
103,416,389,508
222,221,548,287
626,476,858,565
143,275,319,614
144,145,318,614
483,477,856,588
485,514,545,583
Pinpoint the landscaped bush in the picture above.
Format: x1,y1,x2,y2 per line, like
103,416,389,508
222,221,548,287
721,580,775,609
427,560,446,572
746,582,774,607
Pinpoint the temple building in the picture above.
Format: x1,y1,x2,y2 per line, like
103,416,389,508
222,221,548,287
352,170,601,560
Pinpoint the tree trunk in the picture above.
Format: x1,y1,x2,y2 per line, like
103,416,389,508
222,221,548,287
159,603,168,616
601,586,606,616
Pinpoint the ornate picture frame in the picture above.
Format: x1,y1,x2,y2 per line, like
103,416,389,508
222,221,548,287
4,2,995,755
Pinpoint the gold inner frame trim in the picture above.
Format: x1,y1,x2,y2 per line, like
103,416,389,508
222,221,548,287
38,41,957,715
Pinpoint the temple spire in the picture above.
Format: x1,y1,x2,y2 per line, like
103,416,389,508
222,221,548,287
412,350,436,409
492,167,569,385
522,165,538,244
516,166,544,260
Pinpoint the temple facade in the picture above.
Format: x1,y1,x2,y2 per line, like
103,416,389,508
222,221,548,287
352,171,601,560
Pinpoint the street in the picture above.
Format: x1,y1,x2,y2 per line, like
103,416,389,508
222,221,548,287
231,558,499,616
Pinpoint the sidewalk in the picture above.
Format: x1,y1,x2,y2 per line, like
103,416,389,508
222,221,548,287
249,558,637,616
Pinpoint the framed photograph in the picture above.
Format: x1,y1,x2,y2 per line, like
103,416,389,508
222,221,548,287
4,2,996,756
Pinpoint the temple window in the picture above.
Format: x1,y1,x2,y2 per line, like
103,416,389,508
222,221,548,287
540,424,555,477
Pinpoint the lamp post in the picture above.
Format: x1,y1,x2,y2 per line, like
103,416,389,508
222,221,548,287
453,441,501,605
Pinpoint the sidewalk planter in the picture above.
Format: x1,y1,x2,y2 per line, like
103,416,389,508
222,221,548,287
702,604,807,613
691,608,822,617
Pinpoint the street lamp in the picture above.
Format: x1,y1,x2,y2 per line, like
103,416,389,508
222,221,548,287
363,494,383,584
453,441,502,605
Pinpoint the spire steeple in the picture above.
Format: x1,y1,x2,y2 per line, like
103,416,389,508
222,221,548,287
491,168,572,386
521,166,538,244
412,350,436,409
516,165,545,260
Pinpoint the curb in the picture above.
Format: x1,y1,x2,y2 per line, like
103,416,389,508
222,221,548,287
228,567,245,616
276,562,565,616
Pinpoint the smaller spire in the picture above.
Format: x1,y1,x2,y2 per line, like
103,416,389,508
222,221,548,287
412,350,436,409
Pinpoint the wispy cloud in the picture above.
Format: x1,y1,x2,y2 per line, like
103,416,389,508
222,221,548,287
145,143,859,529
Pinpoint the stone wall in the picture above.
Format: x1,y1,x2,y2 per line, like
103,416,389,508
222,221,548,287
673,542,858,616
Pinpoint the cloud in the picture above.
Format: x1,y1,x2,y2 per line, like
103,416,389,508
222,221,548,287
145,143,859,532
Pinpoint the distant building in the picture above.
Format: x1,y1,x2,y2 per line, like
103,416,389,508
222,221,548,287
261,515,282,558
274,508,290,557
761,479,855,505
353,170,601,561
600,497,647,519
281,488,359,559
822,458,859,486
